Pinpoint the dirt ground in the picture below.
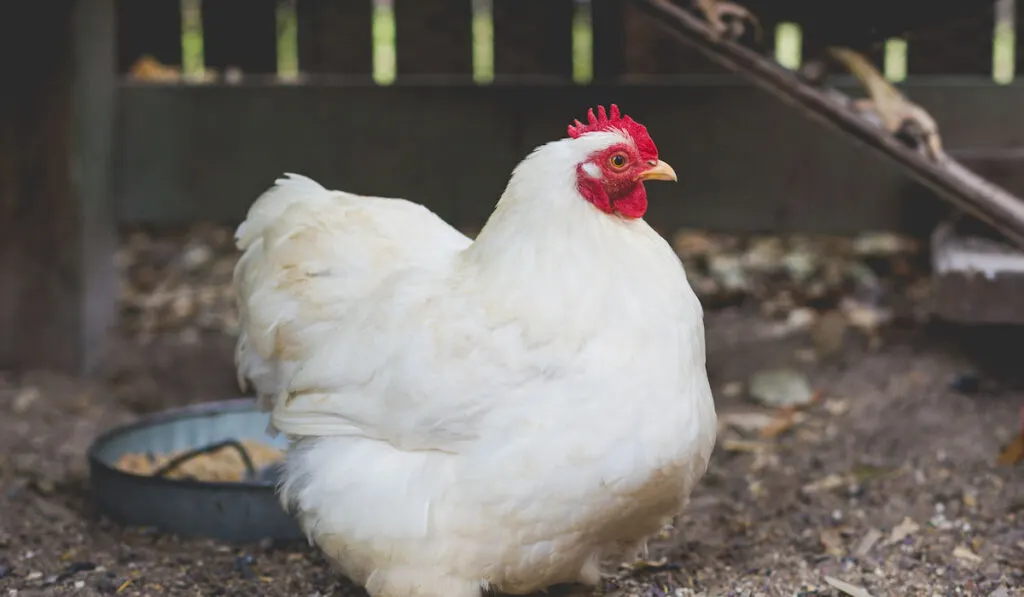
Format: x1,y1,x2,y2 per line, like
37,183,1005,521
1,226,1023,597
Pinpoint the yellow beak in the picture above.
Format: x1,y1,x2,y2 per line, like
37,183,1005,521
637,160,677,182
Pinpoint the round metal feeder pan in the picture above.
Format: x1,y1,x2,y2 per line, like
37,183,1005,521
88,398,304,544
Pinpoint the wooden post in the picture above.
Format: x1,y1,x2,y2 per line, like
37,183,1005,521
0,0,117,374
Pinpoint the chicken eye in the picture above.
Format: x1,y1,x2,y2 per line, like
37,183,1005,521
602,152,626,168
608,153,628,170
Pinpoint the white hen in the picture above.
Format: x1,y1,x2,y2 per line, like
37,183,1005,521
233,105,716,597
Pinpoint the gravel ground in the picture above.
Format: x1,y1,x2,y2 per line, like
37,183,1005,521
1,225,1023,597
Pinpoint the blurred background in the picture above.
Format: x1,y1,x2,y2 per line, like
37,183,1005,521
2,1,1024,595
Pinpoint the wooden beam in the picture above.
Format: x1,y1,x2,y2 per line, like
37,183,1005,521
0,0,117,373
632,0,1024,250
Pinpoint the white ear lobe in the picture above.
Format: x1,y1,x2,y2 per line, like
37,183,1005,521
581,162,603,179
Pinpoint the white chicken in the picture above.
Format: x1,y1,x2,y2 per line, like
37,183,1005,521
233,105,717,597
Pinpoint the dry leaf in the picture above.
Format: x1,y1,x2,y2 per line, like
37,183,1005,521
128,55,181,82
721,438,773,453
824,398,850,416
952,545,983,564
760,408,809,439
888,517,919,544
997,433,1024,466
820,528,845,557
619,556,668,571
823,575,875,597
719,411,776,433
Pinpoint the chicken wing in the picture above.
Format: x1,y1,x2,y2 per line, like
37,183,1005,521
829,47,944,160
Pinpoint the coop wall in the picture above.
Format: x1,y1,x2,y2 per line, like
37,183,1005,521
114,0,1024,235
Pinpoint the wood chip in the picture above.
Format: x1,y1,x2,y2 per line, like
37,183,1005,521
760,408,808,439
854,528,883,557
823,575,875,597
802,473,846,494
888,517,920,544
721,438,773,453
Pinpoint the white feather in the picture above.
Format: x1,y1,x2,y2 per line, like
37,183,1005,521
234,130,716,597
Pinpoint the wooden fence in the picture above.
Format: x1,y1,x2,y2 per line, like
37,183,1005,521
114,0,1024,235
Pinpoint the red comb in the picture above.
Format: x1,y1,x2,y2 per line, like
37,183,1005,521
567,104,658,159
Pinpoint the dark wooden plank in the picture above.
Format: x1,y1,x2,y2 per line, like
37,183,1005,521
0,0,117,373
591,0,627,82
202,0,279,74
906,12,995,76
297,0,373,76
114,81,1024,237
395,0,473,77
116,0,182,73
622,1,729,75
492,0,574,81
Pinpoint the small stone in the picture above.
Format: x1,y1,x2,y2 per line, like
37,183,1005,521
742,237,785,273
11,387,40,414
782,249,818,282
235,554,257,579
748,368,815,408
949,372,981,394
721,381,743,398
181,244,213,271
707,254,749,294
62,561,97,576
785,307,817,332
843,300,892,334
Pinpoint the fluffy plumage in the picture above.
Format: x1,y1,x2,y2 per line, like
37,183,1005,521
233,107,717,597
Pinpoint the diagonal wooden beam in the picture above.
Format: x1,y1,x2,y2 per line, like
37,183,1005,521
632,0,1024,251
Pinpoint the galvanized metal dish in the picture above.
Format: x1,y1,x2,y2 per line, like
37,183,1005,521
88,399,304,543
